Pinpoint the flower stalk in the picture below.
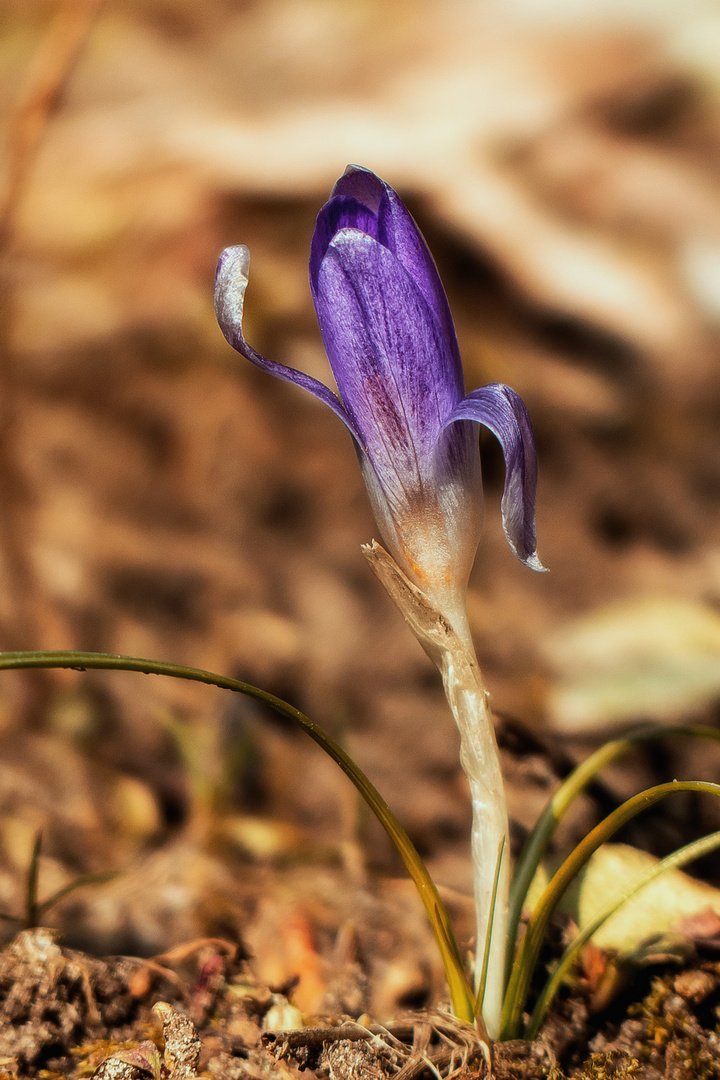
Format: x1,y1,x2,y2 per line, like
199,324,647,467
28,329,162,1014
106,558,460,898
365,541,508,1036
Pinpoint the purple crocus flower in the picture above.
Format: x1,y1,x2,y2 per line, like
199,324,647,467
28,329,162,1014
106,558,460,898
215,166,543,624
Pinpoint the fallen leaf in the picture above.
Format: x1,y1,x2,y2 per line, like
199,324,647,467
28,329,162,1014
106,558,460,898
545,594,720,732
577,842,720,954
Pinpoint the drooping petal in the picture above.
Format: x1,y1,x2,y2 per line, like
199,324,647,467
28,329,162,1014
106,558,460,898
444,384,545,571
311,166,464,393
314,227,461,517
214,245,358,437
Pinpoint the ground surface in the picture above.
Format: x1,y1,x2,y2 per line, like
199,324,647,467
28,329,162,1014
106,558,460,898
0,926,719,1078
1,1,720,1076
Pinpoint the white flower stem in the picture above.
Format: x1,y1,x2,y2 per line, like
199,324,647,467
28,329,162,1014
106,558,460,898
363,542,508,1039
438,634,508,1038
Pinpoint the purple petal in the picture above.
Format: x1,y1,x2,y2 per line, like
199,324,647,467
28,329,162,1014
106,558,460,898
310,195,379,291
314,228,461,516
445,385,545,570
311,167,463,394
310,169,386,284
214,246,358,437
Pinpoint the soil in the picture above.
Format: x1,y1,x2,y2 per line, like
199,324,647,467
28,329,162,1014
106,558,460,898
0,925,718,1079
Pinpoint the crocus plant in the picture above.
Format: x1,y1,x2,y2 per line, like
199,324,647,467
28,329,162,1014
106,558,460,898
214,166,544,1037
1,165,718,1055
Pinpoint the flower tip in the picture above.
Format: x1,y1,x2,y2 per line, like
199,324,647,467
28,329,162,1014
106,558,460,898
332,164,384,210
214,245,250,346
524,551,548,573
505,522,546,573
215,244,249,288
501,518,547,573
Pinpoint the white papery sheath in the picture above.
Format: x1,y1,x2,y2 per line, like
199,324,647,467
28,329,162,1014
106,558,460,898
365,541,509,1039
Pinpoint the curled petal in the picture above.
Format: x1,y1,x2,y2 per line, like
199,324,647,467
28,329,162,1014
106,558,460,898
214,245,358,437
445,385,545,571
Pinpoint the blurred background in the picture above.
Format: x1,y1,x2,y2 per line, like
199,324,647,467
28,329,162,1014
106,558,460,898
1,0,720,1015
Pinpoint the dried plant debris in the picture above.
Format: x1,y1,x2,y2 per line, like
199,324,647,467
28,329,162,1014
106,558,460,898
150,1003,200,1080
261,1015,484,1079
91,1042,162,1080
91,1005,199,1080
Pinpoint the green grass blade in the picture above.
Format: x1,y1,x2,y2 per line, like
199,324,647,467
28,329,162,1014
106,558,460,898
501,779,720,1039
474,836,505,1019
37,870,121,918
524,826,720,1039
0,649,475,1023
507,724,720,980
25,830,42,929
432,901,481,1033
160,712,216,812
